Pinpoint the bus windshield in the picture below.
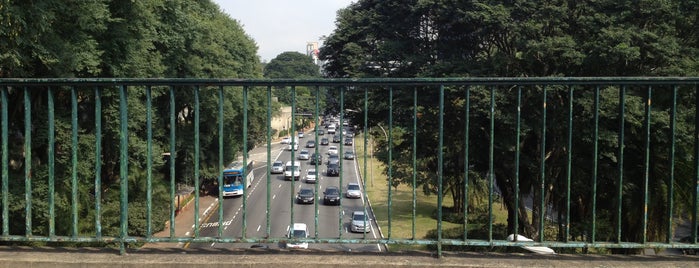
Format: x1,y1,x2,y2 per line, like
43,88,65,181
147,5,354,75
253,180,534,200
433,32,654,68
224,175,242,186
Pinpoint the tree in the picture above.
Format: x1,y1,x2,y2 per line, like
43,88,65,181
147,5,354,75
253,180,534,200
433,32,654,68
0,0,267,240
320,0,699,246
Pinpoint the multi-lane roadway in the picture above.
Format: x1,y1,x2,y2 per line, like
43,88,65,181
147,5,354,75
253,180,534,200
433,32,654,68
189,130,381,251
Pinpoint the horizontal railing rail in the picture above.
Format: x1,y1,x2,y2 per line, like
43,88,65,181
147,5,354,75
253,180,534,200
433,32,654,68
1,78,698,256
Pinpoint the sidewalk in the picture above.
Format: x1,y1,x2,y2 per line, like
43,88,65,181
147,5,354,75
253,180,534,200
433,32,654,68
144,194,219,249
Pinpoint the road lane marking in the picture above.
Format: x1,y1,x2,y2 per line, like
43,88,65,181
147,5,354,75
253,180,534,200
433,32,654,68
257,225,261,232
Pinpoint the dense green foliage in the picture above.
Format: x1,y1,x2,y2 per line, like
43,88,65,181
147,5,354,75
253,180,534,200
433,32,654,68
320,0,699,248
264,52,327,129
0,0,264,240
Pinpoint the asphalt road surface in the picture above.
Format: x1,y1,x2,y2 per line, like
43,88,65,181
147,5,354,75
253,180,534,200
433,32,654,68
189,131,382,252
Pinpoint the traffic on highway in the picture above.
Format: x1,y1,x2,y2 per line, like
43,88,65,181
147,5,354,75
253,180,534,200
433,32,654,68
189,116,382,251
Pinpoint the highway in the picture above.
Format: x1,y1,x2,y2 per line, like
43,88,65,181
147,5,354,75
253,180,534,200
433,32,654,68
189,130,382,251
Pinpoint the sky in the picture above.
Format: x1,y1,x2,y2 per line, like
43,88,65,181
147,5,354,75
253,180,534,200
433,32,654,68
213,0,355,63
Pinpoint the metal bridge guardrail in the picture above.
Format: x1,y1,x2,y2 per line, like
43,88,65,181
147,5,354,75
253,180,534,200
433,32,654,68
1,77,698,256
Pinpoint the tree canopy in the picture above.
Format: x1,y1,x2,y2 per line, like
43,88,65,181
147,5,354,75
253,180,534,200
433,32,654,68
320,0,699,249
0,0,267,239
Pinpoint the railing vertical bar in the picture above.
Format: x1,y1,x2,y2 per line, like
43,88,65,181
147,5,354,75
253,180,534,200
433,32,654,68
488,86,495,242
193,86,201,238
23,87,32,237
242,86,249,239
1,86,7,236
514,86,522,240
94,87,102,238
146,86,153,237
314,85,320,239
565,86,573,242
169,86,176,238
412,87,417,241
363,88,369,241
266,86,272,238
118,85,129,253
290,86,296,228
617,85,626,243
642,86,652,244
538,85,547,242
591,86,600,244
388,87,393,240
437,85,445,257
667,85,677,243
694,84,699,244
463,86,471,241
47,87,56,237
71,87,79,238
339,86,345,238
217,86,224,238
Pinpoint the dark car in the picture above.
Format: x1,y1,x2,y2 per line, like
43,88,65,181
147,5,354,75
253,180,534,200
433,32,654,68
327,154,340,165
344,137,353,146
296,188,315,204
310,153,323,165
320,137,329,145
343,150,354,160
323,186,340,205
326,163,340,176
318,129,325,135
332,134,341,143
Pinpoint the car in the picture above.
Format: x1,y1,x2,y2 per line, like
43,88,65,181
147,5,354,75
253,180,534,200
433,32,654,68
328,146,338,156
346,182,361,198
271,160,284,174
298,149,310,160
332,134,341,143
328,126,336,134
305,169,318,183
350,211,371,233
284,161,301,180
318,129,325,135
296,188,315,204
344,150,354,160
281,137,291,144
298,131,304,139
310,153,323,165
320,137,329,145
287,142,298,151
327,154,340,165
344,137,353,146
286,223,309,249
326,163,340,177
323,186,340,205
306,140,315,148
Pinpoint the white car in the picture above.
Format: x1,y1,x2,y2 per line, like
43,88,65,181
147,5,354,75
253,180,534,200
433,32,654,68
346,182,361,198
281,137,291,144
271,160,284,174
328,145,338,155
305,169,318,183
298,149,310,160
286,223,309,249
287,142,298,151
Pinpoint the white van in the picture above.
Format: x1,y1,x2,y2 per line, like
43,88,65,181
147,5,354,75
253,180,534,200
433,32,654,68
327,125,336,135
284,161,301,180
286,223,308,249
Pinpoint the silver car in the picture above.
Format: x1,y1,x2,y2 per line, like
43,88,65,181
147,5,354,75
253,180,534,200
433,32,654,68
345,182,361,198
271,160,284,174
350,211,371,233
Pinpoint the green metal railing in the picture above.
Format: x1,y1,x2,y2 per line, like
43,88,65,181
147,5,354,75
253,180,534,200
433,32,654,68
1,78,699,256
